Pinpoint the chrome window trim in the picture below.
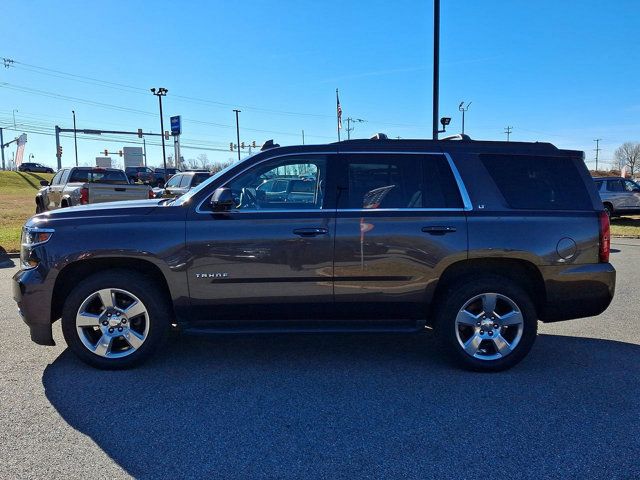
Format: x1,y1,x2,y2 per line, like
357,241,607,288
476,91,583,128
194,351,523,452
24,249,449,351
195,150,473,214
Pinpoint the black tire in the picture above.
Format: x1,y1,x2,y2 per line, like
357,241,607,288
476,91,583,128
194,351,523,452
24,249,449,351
35,198,44,214
24,168,31,172
435,275,538,372
604,203,613,218
61,270,171,369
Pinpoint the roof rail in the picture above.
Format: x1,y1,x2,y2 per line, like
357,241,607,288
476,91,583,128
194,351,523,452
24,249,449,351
369,133,389,140
441,134,472,141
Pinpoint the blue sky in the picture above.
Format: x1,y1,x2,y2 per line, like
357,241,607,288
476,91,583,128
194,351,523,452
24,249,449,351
0,0,638,169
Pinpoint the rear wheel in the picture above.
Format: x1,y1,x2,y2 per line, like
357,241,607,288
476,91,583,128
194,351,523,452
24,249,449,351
604,203,613,218
61,270,170,369
35,198,44,214
435,275,538,372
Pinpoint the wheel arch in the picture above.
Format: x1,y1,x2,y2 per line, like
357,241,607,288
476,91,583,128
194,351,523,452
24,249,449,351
51,258,175,324
428,258,546,325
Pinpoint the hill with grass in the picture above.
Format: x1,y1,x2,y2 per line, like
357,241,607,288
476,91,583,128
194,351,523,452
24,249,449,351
0,171,54,253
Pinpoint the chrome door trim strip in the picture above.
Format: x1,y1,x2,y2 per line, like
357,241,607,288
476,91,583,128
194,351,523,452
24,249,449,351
195,150,473,214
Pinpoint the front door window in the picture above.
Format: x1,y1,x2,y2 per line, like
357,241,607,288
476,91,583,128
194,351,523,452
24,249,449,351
225,157,326,210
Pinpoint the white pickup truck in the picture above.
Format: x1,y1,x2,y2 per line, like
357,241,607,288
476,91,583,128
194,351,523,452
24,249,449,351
35,167,152,213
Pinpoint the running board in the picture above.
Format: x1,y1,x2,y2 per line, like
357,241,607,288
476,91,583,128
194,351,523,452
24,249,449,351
180,319,426,336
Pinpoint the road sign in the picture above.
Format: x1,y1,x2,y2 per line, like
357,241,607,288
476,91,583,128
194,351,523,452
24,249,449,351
170,116,181,135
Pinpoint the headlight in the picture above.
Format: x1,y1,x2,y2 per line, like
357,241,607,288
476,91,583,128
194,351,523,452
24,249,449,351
20,226,54,269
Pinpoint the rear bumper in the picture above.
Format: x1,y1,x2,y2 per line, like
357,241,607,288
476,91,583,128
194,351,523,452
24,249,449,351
12,267,56,346
539,262,615,322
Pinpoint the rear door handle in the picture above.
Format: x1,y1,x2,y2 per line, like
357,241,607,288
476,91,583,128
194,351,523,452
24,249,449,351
422,225,457,235
293,227,329,237
115,188,126,192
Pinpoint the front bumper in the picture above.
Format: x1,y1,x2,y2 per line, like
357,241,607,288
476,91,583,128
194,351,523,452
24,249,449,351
539,262,616,322
13,267,56,346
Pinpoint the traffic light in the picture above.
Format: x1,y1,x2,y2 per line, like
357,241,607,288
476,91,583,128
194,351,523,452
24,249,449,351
252,141,256,148
56,145,62,157
103,149,108,156
230,142,234,151
164,131,170,140
137,128,143,138
241,142,245,149
118,150,123,157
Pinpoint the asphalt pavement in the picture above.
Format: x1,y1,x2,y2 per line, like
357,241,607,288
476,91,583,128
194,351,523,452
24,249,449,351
1,240,639,479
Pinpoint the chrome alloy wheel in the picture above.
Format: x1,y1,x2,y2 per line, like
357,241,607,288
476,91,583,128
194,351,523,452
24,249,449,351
75,288,149,358
454,292,524,361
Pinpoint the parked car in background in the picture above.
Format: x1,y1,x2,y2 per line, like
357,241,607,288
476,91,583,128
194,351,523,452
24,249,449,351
18,162,54,173
14,138,614,372
152,168,182,187
593,177,640,217
257,176,318,204
124,166,155,184
159,171,211,197
35,167,152,212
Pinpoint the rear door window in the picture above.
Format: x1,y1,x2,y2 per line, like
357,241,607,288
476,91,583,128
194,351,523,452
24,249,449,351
339,154,462,209
480,154,592,210
606,180,624,192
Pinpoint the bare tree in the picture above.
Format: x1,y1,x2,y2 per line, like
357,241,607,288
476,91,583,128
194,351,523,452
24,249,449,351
187,158,199,169
211,161,232,174
196,153,210,170
614,142,640,176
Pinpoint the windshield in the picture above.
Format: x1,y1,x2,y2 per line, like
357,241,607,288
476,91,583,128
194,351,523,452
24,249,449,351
173,159,247,206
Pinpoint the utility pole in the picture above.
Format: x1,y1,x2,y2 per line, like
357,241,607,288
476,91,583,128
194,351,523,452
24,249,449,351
458,102,471,135
432,0,440,140
55,125,62,170
0,127,5,170
143,137,147,167
594,138,602,171
302,129,305,145
72,110,78,166
151,87,169,181
233,109,241,162
504,126,513,142
345,117,366,140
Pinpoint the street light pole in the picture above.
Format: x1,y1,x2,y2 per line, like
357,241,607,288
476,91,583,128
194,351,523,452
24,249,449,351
458,101,471,135
233,109,241,162
432,0,440,140
72,110,78,166
151,87,169,182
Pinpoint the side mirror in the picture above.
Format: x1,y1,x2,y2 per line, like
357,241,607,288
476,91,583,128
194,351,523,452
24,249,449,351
210,187,234,212
40,180,49,187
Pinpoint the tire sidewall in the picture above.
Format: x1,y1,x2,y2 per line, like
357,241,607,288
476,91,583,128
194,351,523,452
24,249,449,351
61,270,170,369
436,276,538,372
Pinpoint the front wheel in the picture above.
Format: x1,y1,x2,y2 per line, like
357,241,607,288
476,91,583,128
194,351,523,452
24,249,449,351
61,270,170,369
435,276,538,372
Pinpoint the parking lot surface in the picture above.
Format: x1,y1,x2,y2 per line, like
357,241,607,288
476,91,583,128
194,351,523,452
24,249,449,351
1,240,639,479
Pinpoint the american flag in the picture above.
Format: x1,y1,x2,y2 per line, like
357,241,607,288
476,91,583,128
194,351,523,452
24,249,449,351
337,92,342,130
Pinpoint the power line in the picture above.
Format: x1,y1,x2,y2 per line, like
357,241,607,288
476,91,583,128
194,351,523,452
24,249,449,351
1,56,426,129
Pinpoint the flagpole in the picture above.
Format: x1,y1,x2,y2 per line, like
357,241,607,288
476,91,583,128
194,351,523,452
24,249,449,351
336,88,341,142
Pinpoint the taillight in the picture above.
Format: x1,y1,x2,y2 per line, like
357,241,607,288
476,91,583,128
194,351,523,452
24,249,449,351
598,211,610,263
148,189,154,199
80,187,89,205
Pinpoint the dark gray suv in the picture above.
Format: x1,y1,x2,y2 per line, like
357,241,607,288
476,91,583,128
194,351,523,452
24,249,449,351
13,138,615,371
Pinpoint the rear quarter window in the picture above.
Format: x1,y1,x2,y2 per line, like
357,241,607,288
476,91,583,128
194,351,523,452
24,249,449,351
480,154,592,210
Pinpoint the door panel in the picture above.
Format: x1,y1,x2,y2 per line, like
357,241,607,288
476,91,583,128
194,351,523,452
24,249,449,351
185,153,335,323
186,212,334,321
333,152,468,320
334,211,467,319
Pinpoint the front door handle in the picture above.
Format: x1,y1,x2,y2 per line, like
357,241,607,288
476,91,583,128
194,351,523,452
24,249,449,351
422,225,457,235
293,227,328,237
